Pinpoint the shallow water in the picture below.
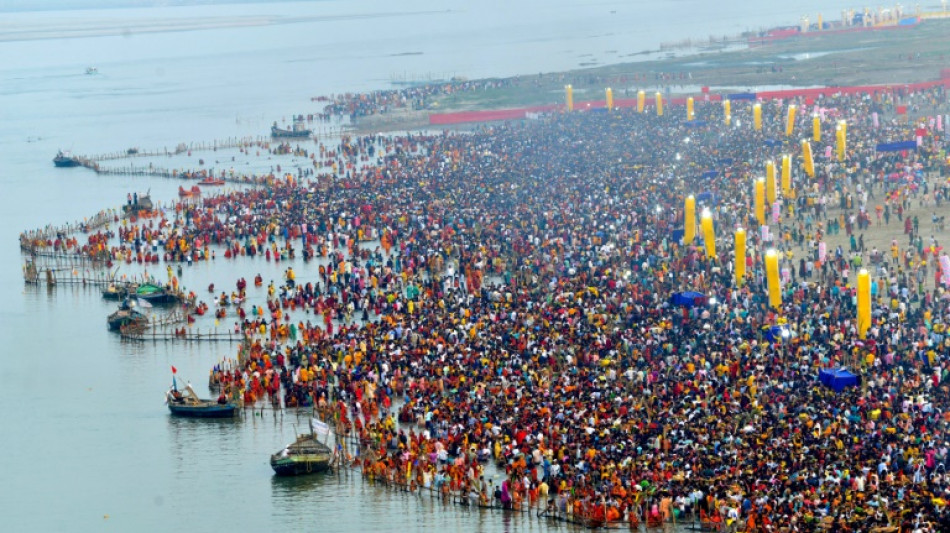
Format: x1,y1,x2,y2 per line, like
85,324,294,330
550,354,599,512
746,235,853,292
1,0,863,530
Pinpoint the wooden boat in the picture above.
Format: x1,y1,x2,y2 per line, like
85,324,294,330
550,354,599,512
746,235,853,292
166,383,237,418
198,177,225,186
271,422,333,475
107,299,148,331
53,150,82,167
271,116,312,138
134,282,177,305
101,283,134,300
123,193,153,215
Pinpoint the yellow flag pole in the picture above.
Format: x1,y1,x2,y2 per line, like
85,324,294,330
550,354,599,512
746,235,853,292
701,209,716,258
765,249,782,310
735,228,746,286
684,195,696,245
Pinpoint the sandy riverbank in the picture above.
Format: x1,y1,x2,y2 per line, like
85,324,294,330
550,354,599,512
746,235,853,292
353,18,950,133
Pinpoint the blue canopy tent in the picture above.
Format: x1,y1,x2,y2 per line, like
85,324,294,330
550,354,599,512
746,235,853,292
876,140,917,152
819,368,860,392
670,291,706,308
696,191,718,205
727,93,757,101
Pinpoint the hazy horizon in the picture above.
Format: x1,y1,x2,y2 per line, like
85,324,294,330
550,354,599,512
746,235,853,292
1,0,325,14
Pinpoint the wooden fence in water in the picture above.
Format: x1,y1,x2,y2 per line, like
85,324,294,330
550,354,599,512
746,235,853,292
23,263,115,285
70,127,352,182
85,162,268,185
86,137,270,162
121,326,243,343
20,208,118,246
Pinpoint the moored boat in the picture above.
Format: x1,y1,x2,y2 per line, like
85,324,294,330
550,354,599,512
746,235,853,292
166,376,237,418
271,419,333,475
101,282,135,300
53,150,82,167
123,193,153,215
198,177,225,185
271,115,312,138
135,282,178,305
107,299,148,331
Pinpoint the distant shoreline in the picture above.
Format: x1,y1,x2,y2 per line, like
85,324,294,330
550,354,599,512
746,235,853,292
353,17,950,133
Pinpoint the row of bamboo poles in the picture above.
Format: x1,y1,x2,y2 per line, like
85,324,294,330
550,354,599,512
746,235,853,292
120,327,243,343
23,264,114,285
20,208,119,247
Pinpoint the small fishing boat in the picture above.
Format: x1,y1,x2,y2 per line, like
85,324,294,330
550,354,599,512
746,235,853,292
123,193,153,215
85,67,98,75
135,282,177,305
198,177,225,186
53,150,82,167
107,299,148,331
271,116,312,138
166,377,237,418
271,419,333,475
101,282,135,300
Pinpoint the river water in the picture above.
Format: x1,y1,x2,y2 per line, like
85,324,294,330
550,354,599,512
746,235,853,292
1,1,863,531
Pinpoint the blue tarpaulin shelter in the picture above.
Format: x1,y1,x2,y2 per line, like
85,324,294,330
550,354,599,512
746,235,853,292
728,93,756,101
763,139,780,147
685,120,708,128
876,140,917,152
701,170,719,179
670,291,706,308
819,368,859,392
696,191,717,204
719,158,733,165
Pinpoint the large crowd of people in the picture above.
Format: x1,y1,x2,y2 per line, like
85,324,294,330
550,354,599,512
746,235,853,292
29,83,950,531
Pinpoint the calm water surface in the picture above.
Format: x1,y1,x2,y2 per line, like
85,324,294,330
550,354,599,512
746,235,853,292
1,1,861,530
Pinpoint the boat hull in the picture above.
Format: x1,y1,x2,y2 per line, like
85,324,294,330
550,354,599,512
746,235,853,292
167,402,237,418
136,291,177,305
102,286,132,300
271,126,312,138
270,455,331,475
53,158,81,167
135,285,178,305
107,310,147,331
